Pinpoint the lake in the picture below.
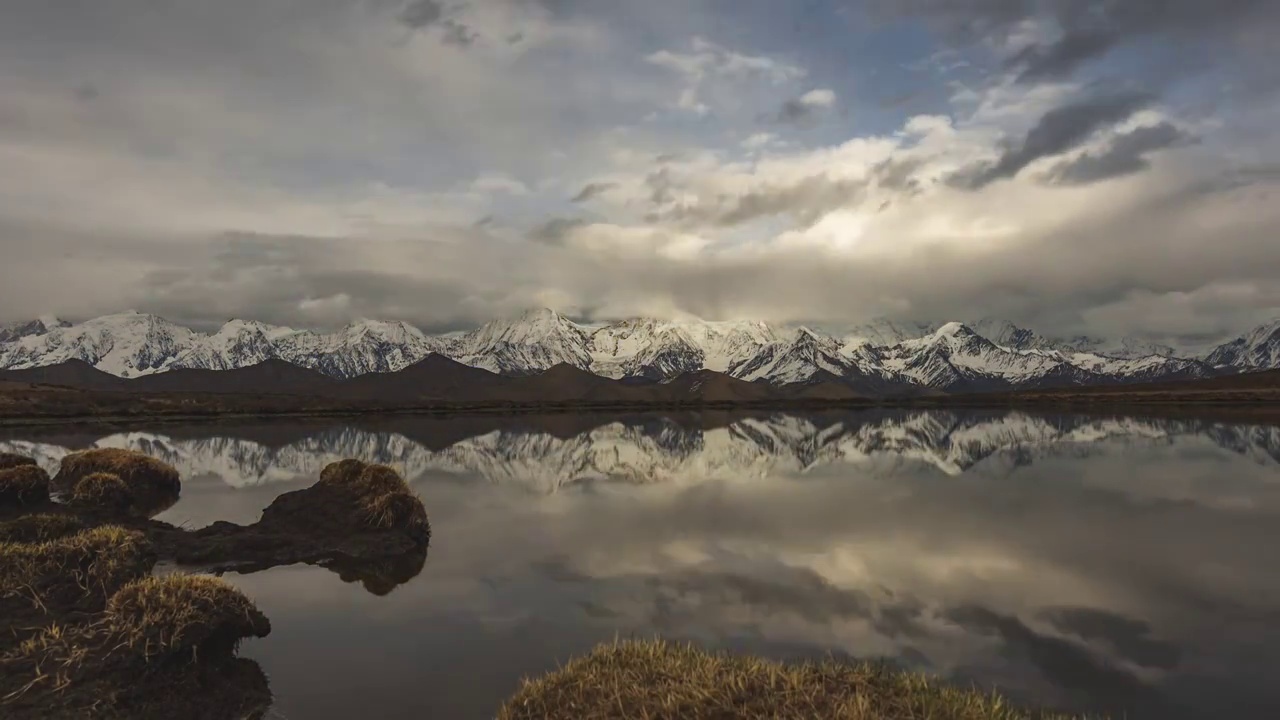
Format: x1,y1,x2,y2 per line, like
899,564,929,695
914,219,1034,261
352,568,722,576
4,409,1279,719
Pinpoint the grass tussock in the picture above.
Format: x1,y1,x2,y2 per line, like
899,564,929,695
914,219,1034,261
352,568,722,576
317,459,430,537
361,490,429,531
70,472,133,510
2,575,271,712
53,448,180,498
104,575,271,659
0,452,38,470
0,464,50,506
0,526,153,612
498,638,1090,720
0,513,85,544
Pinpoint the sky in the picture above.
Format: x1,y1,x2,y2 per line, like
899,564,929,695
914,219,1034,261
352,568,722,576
1,0,1278,341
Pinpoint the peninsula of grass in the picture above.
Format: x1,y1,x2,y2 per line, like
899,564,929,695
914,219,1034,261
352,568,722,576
1,574,272,718
0,450,431,717
0,525,154,617
498,638,1093,720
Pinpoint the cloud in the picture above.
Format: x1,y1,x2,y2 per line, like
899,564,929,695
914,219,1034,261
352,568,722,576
871,0,1279,89
529,217,588,246
398,0,445,30
646,36,806,116
951,92,1154,189
570,181,617,203
777,88,837,124
657,174,868,230
0,0,1277,340
472,173,530,195
1043,122,1195,185
440,19,479,47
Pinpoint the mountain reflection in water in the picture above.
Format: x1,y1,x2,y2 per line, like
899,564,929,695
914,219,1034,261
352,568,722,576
3,409,1279,719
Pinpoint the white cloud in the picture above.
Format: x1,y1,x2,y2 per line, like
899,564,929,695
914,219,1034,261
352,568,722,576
470,173,530,196
0,0,1276,340
646,35,806,116
799,88,837,108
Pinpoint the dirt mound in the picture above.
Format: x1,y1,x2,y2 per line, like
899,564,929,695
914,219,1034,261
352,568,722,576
0,465,50,507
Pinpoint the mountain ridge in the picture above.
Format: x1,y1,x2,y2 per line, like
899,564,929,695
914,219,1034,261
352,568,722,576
0,309,1273,393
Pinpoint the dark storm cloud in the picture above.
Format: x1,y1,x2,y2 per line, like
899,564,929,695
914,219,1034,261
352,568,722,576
1007,0,1271,83
650,174,866,230
528,217,587,245
1041,607,1181,670
776,97,820,124
441,19,479,46
716,175,865,227
868,0,1275,84
950,91,1153,189
398,0,445,29
871,156,927,194
1043,122,1194,185
128,233,494,332
946,605,1169,713
570,181,617,203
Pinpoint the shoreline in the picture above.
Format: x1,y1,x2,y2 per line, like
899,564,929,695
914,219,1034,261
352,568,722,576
3,393,1280,428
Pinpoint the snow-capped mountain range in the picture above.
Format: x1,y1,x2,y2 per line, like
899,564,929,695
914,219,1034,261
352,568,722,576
1,309,1277,392
3,411,1277,492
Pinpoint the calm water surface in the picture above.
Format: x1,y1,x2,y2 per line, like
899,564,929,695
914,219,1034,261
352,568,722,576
5,410,1280,719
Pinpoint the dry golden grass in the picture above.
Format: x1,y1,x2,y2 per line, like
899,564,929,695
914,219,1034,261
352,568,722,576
54,448,180,497
0,526,153,612
498,638,1092,720
104,575,271,659
0,464,50,506
316,459,431,536
0,513,85,544
317,457,367,487
0,452,37,470
69,472,133,510
361,490,429,531
3,575,271,711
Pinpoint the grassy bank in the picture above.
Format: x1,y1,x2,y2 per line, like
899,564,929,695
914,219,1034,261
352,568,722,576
499,638,1092,720
0,450,433,718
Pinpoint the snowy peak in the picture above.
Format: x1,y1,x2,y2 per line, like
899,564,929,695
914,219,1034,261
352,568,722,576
0,309,1269,389
0,312,198,378
0,316,70,344
1205,320,1280,370
840,318,937,348
456,308,593,374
